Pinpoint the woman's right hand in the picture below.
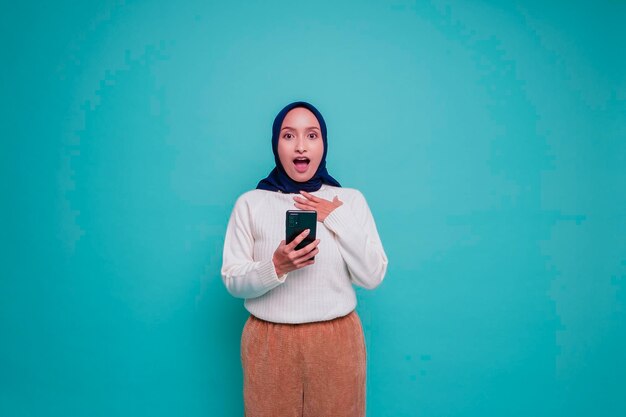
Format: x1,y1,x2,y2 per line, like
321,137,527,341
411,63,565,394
272,229,320,277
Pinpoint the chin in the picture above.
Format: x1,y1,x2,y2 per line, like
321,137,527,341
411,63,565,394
292,174,314,183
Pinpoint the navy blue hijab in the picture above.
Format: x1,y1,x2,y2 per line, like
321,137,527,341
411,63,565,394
256,101,341,194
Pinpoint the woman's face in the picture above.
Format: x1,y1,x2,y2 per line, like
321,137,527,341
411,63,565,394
277,107,324,183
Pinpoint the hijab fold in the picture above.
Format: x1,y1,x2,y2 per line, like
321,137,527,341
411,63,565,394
256,101,341,194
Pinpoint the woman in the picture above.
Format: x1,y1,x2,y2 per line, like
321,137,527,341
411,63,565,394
221,101,388,417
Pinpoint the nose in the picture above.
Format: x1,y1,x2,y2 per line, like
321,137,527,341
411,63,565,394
295,137,306,153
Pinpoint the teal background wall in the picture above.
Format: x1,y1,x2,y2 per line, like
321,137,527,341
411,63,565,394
2,1,625,416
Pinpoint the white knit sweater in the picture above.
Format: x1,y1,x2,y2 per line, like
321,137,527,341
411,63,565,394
220,184,388,323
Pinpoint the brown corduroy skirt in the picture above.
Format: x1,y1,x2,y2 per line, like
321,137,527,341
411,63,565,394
240,310,367,417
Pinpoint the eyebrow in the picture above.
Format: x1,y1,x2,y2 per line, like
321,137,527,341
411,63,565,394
281,126,320,131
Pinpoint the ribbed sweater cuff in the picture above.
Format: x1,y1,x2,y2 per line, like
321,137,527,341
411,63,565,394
257,259,287,291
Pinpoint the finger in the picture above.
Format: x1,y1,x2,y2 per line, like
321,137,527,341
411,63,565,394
292,241,318,260
298,259,315,269
294,248,319,266
293,196,314,205
299,244,320,258
300,191,323,203
296,259,316,269
294,238,320,258
286,229,311,251
294,202,314,211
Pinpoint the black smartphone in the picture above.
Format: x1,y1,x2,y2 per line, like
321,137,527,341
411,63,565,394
286,210,317,257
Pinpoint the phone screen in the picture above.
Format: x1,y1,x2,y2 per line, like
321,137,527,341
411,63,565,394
286,210,317,253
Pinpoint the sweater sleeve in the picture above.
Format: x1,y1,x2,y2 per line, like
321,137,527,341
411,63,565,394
322,190,388,289
221,195,287,299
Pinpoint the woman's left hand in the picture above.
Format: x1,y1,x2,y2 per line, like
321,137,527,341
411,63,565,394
293,191,343,222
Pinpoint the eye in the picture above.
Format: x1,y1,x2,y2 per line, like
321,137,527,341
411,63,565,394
308,132,318,139
283,133,294,139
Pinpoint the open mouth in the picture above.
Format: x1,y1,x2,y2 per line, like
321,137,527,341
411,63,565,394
293,157,310,173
